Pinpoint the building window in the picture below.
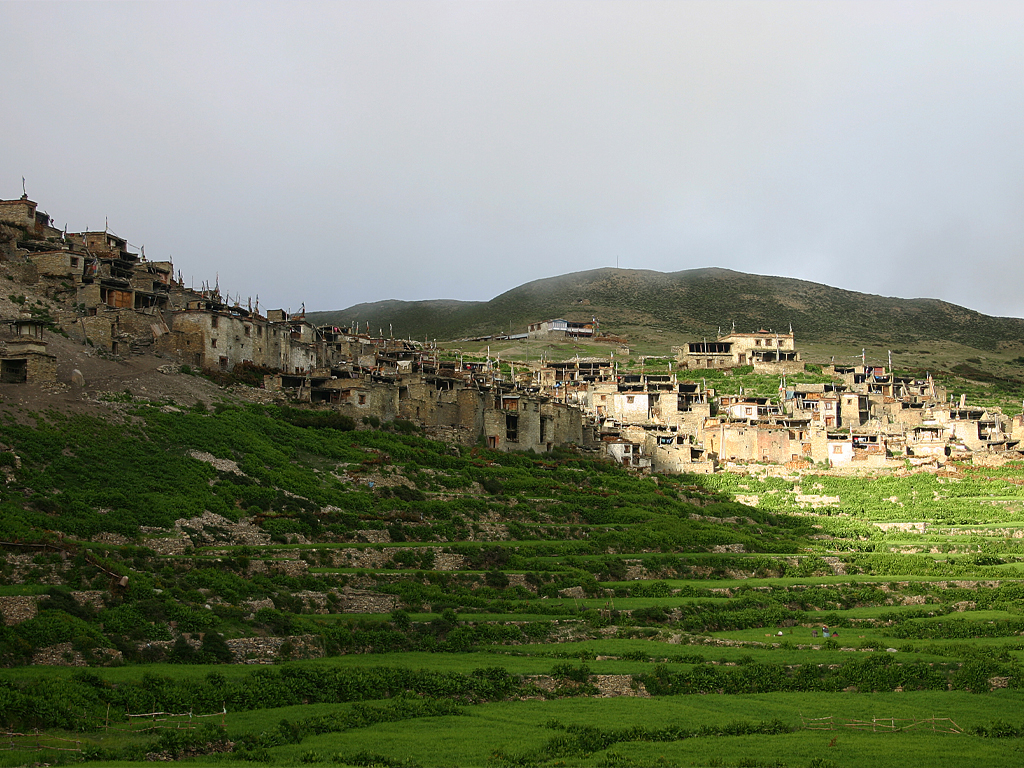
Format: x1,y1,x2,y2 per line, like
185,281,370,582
0,359,28,383
505,413,519,442
211,338,217,348
244,325,251,337
626,396,634,403
358,394,366,405
211,316,218,328
70,257,79,267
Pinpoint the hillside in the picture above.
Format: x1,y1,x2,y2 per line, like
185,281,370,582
3,403,1024,766
308,267,1024,350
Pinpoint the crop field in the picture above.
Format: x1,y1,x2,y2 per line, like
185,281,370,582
1,403,1024,766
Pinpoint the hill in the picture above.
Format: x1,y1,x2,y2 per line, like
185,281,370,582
308,267,1024,350
2,402,1024,766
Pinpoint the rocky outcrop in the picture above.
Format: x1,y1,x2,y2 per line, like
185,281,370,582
593,675,649,697
174,512,271,548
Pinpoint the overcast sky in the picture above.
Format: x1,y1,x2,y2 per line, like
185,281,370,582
4,1,1024,318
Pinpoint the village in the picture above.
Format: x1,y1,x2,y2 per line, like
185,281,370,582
2,193,1022,477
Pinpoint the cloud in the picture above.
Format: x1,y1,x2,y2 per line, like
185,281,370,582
4,1,1023,318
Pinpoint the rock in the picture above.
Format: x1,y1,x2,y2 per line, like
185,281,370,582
71,368,85,387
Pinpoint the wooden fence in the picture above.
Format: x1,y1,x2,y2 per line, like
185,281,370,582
108,704,227,733
2,705,227,755
801,713,963,734
1,730,82,754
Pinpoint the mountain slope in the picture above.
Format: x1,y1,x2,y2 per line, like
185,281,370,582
308,267,1024,349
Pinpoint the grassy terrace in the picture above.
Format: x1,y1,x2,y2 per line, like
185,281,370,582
1,403,1024,765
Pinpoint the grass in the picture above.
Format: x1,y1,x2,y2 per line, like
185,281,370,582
267,692,1024,767
5,406,1024,766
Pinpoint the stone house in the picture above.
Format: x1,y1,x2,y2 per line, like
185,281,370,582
705,422,793,464
158,301,318,373
482,391,584,453
675,329,799,370
643,430,716,474
0,196,62,240
603,436,652,470
527,318,595,339
0,320,56,384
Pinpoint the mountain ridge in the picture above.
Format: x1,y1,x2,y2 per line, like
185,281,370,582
307,267,1024,350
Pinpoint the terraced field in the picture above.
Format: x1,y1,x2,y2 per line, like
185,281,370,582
1,402,1023,766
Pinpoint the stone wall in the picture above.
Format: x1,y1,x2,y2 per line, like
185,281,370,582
0,590,106,626
0,594,43,625
341,589,398,614
1,552,65,585
174,511,271,547
31,642,123,667
225,634,324,664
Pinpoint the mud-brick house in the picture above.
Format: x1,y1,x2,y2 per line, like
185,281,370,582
585,374,709,431
397,374,482,429
840,392,871,428
0,320,56,384
527,318,595,339
800,392,841,428
675,329,800,370
674,382,713,426
783,384,847,427
603,437,652,470
720,396,780,423
480,388,587,453
0,196,62,240
906,423,949,458
161,302,317,373
705,421,793,464
25,250,85,279
69,230,173,314
535,359,612,400
824,431,894,469
946,407,1016,453
825,435,855,467
643,430,716,474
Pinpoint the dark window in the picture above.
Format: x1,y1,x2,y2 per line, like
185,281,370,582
505,413,519,442
1,359,28,383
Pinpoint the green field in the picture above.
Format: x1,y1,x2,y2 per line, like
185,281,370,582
2,403,1024,766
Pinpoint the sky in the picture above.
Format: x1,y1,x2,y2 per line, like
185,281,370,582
4,1,1024,318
